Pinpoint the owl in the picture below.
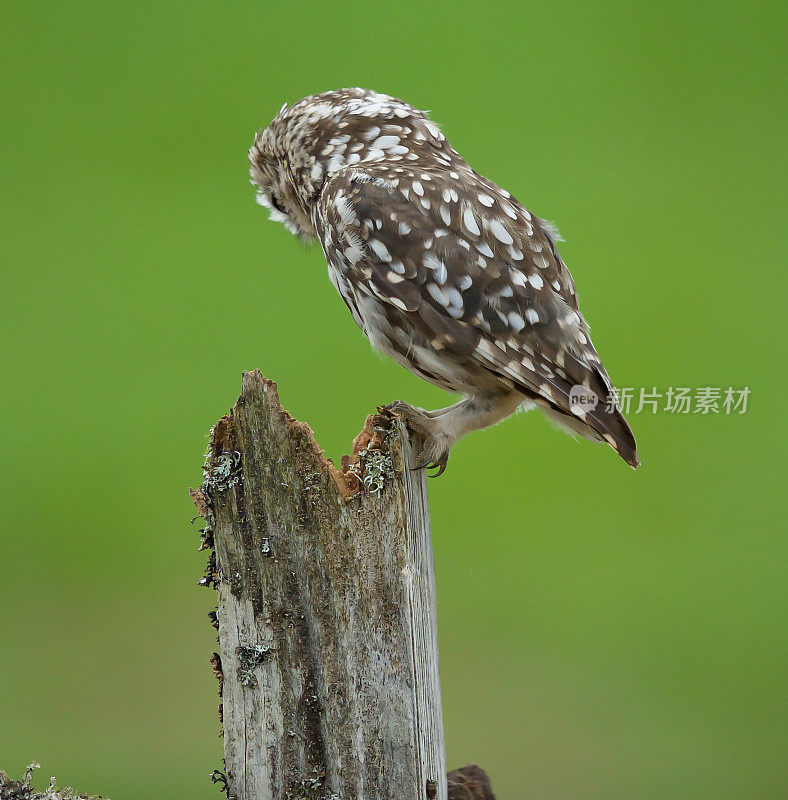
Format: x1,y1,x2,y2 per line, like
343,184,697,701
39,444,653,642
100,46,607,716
249,88,639,474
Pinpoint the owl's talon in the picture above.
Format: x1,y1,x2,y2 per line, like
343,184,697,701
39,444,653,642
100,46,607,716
384,400,411,413
384,401,452,476
428,457,449,478
411,456,448,477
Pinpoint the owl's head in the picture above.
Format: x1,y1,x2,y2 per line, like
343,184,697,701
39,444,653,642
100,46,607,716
249,88,440,242
248,107,321,242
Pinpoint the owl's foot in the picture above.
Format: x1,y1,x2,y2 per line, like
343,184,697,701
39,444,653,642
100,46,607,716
380,401,451,477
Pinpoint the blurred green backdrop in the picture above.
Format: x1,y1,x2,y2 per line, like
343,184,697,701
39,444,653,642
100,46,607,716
1,1,785,797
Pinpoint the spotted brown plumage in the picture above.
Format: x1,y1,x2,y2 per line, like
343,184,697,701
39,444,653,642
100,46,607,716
250,88,639,472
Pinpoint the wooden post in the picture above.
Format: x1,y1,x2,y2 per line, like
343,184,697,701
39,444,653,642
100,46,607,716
1,370,495,800
197,370,447,800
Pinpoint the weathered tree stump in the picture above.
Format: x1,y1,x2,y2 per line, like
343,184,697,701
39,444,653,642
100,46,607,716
194,370,450,800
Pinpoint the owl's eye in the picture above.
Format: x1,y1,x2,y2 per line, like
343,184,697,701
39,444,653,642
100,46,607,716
270,192,286,214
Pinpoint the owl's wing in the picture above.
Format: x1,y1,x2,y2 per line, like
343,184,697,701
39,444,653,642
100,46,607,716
316,167,638,467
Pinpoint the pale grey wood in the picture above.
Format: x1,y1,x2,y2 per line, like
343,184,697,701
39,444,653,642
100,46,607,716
203,370,447,800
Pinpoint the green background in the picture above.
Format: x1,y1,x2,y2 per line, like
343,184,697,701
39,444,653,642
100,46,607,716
2,1,785,797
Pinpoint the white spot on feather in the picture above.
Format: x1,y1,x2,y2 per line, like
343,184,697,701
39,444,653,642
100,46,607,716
344,245,363,264
368,239,391,262
372,135,400,150
510,271,527,287
426,283,449,307
489,219,513,245
508,312,526,332
463,208,480,236
424,121,443,140
424,253,447,284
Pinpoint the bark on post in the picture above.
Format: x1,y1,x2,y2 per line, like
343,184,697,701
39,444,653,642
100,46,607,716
198,370,447,800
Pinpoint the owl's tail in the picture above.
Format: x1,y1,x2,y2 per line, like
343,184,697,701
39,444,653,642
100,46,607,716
541,396,640,469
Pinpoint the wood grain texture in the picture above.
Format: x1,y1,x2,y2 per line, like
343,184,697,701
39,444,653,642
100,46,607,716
204,370,447,800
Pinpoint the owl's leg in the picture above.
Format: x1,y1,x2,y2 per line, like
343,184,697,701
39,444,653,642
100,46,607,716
385,391,523,476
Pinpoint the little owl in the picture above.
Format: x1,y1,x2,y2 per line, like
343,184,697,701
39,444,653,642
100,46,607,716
249,88,639,475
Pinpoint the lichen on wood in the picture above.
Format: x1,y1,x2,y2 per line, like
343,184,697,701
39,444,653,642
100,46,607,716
0,763,107,800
